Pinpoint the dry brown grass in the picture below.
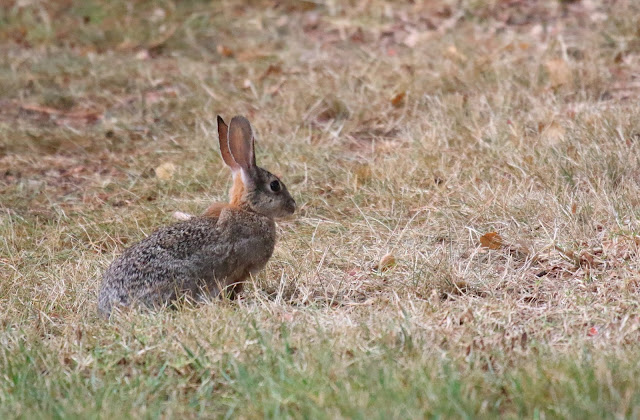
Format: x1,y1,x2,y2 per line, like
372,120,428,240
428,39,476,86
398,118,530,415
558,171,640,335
1,0,640,417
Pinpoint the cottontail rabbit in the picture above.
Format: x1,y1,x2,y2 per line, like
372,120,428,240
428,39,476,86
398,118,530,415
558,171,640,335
98,116,296,318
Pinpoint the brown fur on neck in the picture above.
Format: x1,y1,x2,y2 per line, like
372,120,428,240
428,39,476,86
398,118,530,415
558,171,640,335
229,173,245,206
202,202,228,218
203,173,246,217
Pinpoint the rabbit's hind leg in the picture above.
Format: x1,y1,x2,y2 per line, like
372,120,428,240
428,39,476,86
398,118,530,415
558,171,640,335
222,269,250,300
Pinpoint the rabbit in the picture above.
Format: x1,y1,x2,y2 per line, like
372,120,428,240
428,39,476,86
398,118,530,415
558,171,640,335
97,115,296,318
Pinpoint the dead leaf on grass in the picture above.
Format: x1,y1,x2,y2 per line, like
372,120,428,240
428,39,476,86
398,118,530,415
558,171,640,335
545,58,573,88
259,64,283,81
350,27,365,43
480,232,503,250
539,120,565,145
374,253,396,272
459,308,475,325
145,87,178,104
391,91,406,107
155,162,177,181
403,31,433,48
216,44,234,57
554,244,582,266
135,50,151,60
445,45,467,62
303,11,321,30
281,312,295,323
314,97,350,122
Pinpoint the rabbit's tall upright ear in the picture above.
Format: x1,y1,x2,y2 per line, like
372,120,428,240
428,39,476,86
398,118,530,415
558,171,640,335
217,116,240,171
228,116,256,170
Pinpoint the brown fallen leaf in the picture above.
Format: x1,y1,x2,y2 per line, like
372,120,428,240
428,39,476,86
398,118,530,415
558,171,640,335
144,86,178,105
403,31,433,48
374,253,396,272
345,267,361,277
459,308,474,325
540,121,565,145
445,45,467,62
545,58,572,88
135,49,150,60
155,162,176,181
480,232,503,250
554,244,581,266
216,44,234,57
116,40,137,51
391,92,405,107
259,64,283,81
302,11,320,29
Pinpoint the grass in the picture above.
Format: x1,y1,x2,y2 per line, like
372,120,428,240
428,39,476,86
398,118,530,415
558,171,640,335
2,0,640,417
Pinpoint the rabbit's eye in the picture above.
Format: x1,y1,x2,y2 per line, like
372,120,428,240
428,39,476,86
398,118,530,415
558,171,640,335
269,180,281,192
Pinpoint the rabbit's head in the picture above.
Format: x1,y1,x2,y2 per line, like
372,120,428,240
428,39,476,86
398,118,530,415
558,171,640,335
217,115,296,218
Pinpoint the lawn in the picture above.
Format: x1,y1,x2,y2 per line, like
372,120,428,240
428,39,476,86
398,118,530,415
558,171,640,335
1,0,640,418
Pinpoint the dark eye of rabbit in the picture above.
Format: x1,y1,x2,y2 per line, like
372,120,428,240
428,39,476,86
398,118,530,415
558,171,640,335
269,180,281,192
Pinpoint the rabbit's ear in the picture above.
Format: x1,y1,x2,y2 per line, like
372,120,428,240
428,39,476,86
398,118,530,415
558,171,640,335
218,116,240,171
228,116,256,170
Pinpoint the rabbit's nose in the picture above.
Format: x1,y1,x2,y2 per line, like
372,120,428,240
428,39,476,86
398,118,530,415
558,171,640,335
287,198,296,214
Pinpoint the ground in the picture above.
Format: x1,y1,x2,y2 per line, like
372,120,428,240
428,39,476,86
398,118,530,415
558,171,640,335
1,0,640,418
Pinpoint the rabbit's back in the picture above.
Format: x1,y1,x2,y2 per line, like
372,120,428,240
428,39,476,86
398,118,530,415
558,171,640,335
98,217,219,316
98,209,276,317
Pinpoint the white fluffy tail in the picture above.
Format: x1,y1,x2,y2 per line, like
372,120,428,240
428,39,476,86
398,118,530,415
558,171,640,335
172,211,193,221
